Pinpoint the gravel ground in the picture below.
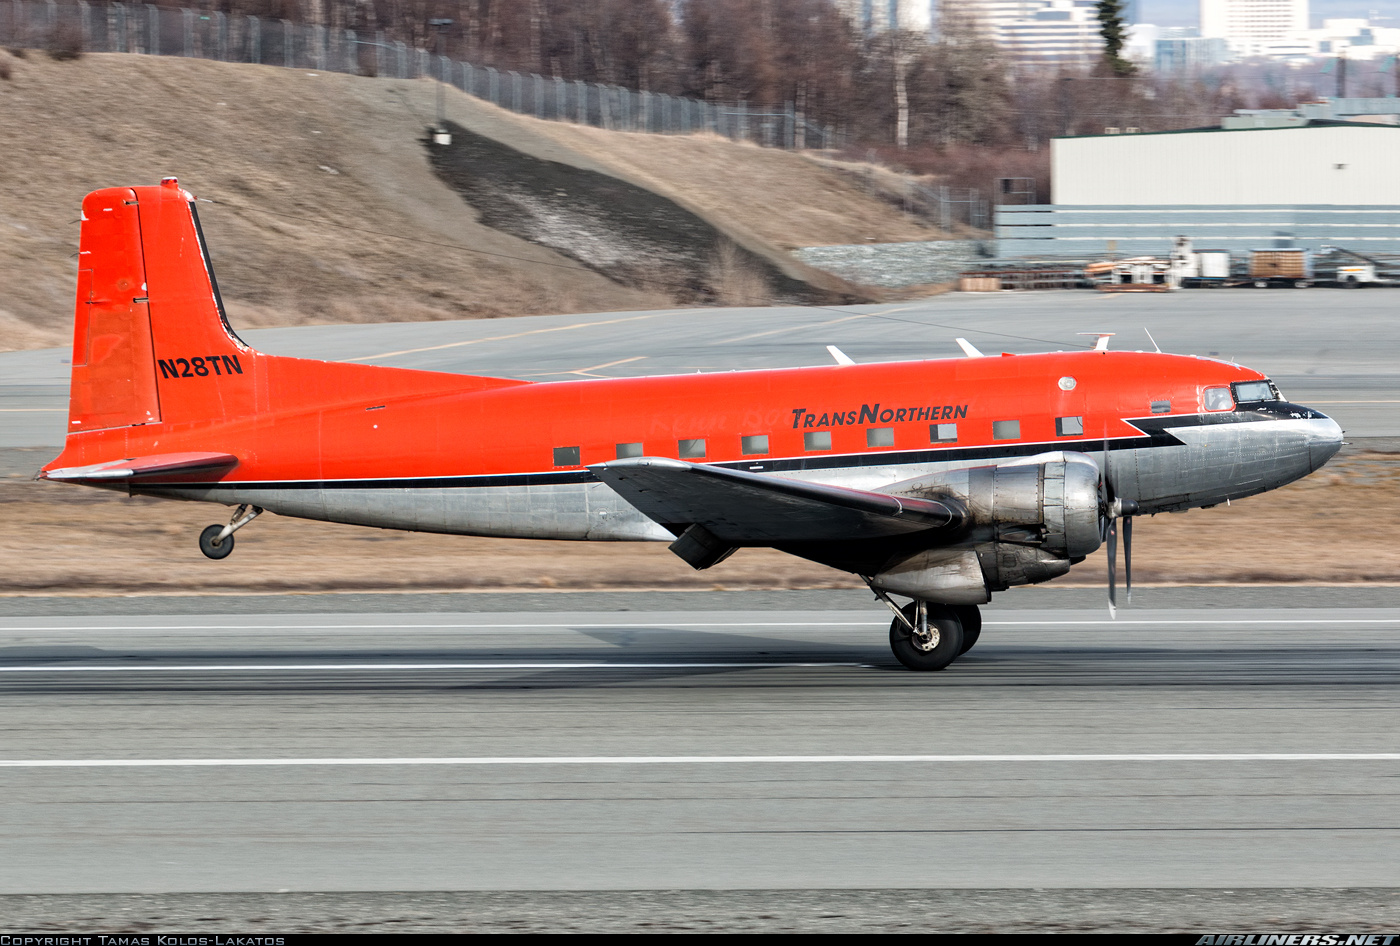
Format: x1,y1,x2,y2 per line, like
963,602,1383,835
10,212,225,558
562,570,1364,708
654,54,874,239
3,889,1399,934
794,240,987,288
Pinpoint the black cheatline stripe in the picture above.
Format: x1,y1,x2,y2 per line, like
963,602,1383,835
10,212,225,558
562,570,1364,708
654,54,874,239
133,409,1308,493
141,435,1166,492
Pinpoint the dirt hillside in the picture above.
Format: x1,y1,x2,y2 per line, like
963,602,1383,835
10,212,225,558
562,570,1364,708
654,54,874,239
0,51,932,352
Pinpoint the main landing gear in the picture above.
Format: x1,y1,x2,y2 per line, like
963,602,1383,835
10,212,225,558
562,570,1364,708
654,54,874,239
866,583,982,671
198,504,262,560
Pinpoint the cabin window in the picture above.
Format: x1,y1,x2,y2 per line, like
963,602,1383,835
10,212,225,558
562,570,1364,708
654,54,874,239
1151,400,1172,414
741,435,769,456
867,427,894,448
931,423,957,443
553,446,580,467
679,438,706,459
804,431,832,451
992,420,1020,440
1203,387,1233,412
616,442,643,459
1056,416,1084,436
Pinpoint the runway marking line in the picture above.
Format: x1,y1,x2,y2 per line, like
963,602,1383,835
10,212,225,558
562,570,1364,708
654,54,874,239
3,618,1398,633
2,754,1398,768
342,314,657,362
0,661,868,673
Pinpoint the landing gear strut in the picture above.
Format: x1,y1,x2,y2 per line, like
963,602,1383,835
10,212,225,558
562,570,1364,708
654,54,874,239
198,504,262,560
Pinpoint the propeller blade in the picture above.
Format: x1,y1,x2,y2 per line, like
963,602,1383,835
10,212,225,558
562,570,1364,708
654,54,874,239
1124,515,1133,605
1107,516,1118,619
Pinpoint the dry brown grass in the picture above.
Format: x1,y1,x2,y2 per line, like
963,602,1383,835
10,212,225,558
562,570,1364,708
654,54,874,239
708,241,773,307
3,450,1395,597
529,126,949,250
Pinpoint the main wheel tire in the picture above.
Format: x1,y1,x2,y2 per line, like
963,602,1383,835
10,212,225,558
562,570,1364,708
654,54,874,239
199,524,234,560
889,601,964,671
952,605,982,655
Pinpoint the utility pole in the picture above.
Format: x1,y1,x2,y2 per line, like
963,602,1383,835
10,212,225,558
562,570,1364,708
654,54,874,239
1337,53,1347,99
429,17,453,140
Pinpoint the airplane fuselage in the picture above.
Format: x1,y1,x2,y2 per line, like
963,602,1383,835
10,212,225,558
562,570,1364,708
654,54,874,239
109,349,1341,543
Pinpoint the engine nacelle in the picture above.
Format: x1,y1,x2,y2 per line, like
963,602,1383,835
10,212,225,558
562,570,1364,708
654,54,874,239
871,453,1103,601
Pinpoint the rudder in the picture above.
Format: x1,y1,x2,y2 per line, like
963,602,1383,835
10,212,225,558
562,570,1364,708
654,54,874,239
68,178,255,435
68,187,162,432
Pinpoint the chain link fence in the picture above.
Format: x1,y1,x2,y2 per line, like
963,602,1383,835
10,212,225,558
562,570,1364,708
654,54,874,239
0,0,842,150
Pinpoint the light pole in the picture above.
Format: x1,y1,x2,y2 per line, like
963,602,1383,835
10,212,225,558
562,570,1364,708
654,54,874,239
429,18,453,141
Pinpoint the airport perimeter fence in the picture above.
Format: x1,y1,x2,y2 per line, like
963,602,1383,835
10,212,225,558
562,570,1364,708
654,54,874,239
0,0,841,150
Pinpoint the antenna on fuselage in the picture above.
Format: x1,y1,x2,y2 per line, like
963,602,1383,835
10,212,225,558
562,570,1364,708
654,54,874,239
826,345,856,366
1078,332,1116,352
1143,328,1162,353
955,338,985,358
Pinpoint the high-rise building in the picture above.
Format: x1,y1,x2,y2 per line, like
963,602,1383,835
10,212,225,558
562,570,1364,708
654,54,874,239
1199,0,1308,42
998,1,1105,63
1155,35,1231,71
832,0,935,34
940,0,1104,63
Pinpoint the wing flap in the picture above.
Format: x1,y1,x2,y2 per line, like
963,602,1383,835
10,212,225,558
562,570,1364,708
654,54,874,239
42,451,239,481
590,457,965,544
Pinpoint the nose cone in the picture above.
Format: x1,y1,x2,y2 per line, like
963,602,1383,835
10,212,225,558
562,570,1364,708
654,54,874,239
1306,413,1344,472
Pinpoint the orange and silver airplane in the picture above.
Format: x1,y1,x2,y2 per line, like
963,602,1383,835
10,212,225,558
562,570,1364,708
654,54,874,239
40,180,1344,670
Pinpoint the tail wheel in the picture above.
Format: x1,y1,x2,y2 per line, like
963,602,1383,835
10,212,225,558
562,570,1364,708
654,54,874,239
951,605,982,655
889,601,963,671
199,524,234,560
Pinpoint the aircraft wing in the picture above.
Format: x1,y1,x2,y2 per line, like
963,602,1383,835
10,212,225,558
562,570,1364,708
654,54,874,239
590,457,965,545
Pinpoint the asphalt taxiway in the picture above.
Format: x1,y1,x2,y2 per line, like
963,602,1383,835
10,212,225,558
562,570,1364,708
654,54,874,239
1,587,1397,903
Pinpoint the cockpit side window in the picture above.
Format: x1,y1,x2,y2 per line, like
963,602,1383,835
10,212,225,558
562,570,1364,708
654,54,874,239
1232,380,1279,403
1202,386,1233,412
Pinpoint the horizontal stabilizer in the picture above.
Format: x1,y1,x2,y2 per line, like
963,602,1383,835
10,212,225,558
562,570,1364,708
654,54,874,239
590,457,965,544
42,451,238,481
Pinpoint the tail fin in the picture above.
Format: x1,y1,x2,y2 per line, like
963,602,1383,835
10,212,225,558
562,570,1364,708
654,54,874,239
46,179,529,485
68,178,253,433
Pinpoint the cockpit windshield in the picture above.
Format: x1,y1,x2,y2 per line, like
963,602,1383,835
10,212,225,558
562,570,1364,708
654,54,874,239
1232,379,1280,403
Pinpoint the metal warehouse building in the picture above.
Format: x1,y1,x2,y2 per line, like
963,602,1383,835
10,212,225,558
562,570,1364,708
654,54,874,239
996,120,1400,257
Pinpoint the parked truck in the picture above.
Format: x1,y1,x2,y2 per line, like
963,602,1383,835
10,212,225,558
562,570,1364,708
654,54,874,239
1250,248,1313,288
1315,245,1393,288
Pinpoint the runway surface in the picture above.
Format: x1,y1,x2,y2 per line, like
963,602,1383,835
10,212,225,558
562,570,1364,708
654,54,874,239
4,289,1399,449
2,589,1398,902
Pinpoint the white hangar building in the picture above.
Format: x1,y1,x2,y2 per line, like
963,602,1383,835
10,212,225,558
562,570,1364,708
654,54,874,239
996,119,1400,257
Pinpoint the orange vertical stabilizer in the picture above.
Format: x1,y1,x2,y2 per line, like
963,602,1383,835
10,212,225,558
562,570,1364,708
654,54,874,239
44,179,526,481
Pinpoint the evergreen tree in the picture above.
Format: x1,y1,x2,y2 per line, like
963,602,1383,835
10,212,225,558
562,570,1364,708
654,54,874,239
1095,0,1136,77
